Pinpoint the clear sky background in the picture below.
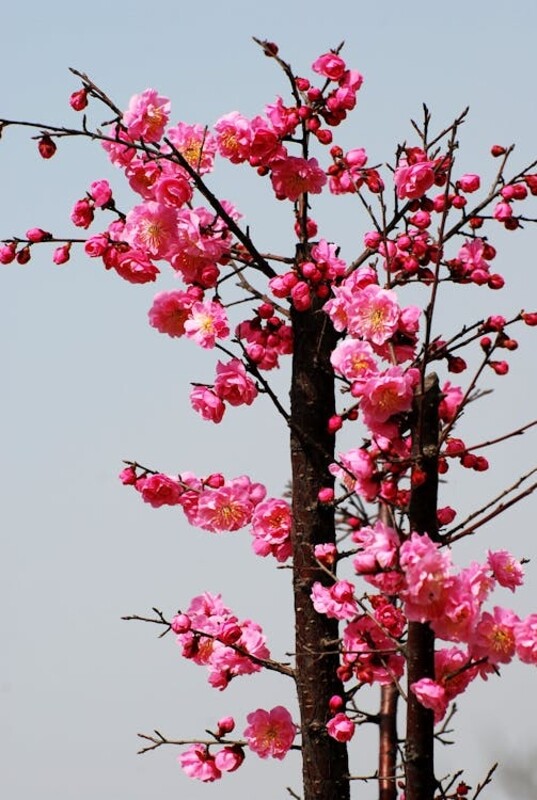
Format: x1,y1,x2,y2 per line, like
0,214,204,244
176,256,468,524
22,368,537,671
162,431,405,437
2,1,537,798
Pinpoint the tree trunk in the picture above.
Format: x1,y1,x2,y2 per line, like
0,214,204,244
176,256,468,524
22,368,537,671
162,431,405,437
290,295,350,800
405,373,441,800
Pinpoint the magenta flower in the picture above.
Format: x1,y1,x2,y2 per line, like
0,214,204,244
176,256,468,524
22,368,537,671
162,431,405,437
270,156,327,202
244,706,296,760
326,712,355,742
123,88,170,143
179,744,221,782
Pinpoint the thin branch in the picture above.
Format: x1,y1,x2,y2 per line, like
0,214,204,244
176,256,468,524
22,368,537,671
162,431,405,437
446,478,537,544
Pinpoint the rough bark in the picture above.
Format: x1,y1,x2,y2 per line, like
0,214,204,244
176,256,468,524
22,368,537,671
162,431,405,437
405,373,441,800
379,682,399,800
290,295,350,800
378,504,399,800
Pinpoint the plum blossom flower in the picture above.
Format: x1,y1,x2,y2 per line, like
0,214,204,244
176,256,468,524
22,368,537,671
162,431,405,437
190,386,226,423
312,52,347,81
184,301,230,348
470,606,519,665
148,288,202,337
311,579,358,620
360,367,419,435
400,532,453,622
214,111,253,164
214,746,245,773
166,121,217,174
342,616,405,684
89,179,112,207
195,480,257,532
250,498,292,562
487,550,524,591
330,339,378,385
326,713,355,742
123,89,170,143
136,473,183,508
270,156,326,201
411,678,448,723
179,744,221,782
123,201,178,261
214,359,258,407
515,614,537,664
352,520,400,574
244,706,296,760
114,249,160,284
394,160,435,200
346,284,400,345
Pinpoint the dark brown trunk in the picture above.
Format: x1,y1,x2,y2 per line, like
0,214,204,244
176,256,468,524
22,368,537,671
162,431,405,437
379,682,399,800
378,502,399,800
405,373,441,800
290,294,350,800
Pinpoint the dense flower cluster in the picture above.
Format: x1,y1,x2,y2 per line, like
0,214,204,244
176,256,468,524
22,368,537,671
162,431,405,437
4,41,537,793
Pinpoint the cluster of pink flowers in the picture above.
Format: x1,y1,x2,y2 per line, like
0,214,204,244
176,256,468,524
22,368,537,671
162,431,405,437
179,705,296,783
171,592,270,690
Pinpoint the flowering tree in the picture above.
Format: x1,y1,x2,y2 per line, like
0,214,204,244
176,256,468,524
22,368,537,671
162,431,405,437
2,40,537,800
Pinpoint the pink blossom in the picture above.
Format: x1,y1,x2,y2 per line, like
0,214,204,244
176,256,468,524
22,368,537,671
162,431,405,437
342,616,405,684
70,198,94,229
214,111,253,164
400,532,453,622
84,233,109,258
411,678,448,723
314,543,337,566
330,446,379,502
326,713,355,742
123,88,170,143
184,301,230,348
251,497,292,562
136,473,183,508
214,746,244,773
458,173,481,193
190,386,226,423
148,288,201,338
214,359,258,406
346,284,400,345
179,744,221,782
244,706,296,760
154,173,193,208
264,97,300,139
394,161,435,200
360,367,419,434
311,580,358,620
123,202,178,261
352,520,400,574
114,249,159,284
487,550,524,591
52,244,71,265
493,201,513,221
166,121,217,174
270,156,327,202
312,52,347,81
330,339,378,385
470,606,519,665
439,382,463,423
195,482,255,532
89,179,112,207
0,242,16,264
515,614,537,664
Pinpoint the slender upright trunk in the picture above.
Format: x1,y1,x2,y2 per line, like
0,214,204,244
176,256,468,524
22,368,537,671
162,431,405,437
379,683,399,800
378,507,399,800
405,373,441,800
290,294,350,800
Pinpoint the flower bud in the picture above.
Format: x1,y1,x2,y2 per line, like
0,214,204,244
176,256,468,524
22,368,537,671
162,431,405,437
38,135,57,159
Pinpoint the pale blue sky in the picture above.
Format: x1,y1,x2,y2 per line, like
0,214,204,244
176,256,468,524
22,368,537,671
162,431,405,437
2,2,537,798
